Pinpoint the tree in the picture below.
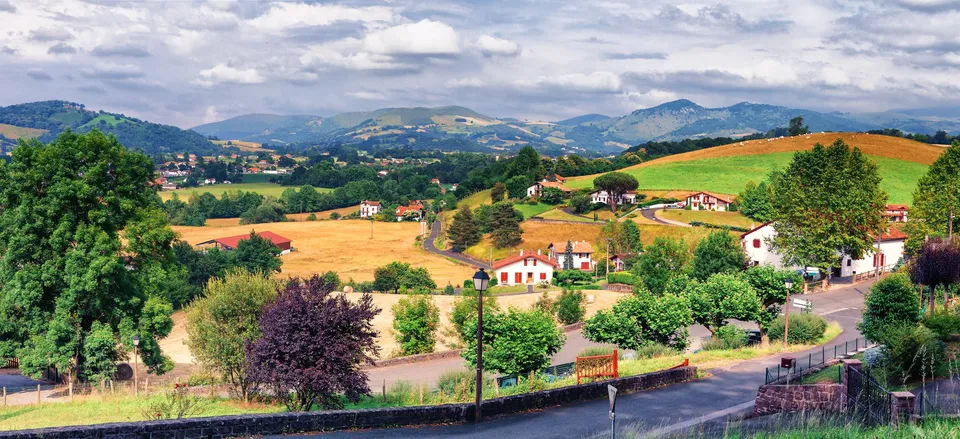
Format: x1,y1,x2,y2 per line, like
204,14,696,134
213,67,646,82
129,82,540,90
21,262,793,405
473,204,495,234
564,240,574,270
583,291,693,351
461,307,564,376
505,175,534,200
81,322,122,385
555,289,586,325
490,202,523,248
742,266,802,334
509,146,544,182
570,193,593,214
600,220,642,255
770,140,887,271
593,172,639,212
738,181,776,222
912,141,960,240
449,205,480,252
633,237,689,295
909,238,960,312
859,273,921,344
687,273,761,334
541,187,565,205
185,270,277,402
247,275,380,411
391,294,440,356
690,231,747,281
787,116,809,136
232,232,283,274
490,182,507,203
373,262,437,294
0,130,177,380
446,289,499,348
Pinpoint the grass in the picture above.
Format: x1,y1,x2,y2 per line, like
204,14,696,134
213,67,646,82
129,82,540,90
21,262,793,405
210,140,272,152
535,208,604,223
79,114,135,129
658,209,758,229
514,202,557,219
0,123,46,141
158,183,332,201
566,133,941,205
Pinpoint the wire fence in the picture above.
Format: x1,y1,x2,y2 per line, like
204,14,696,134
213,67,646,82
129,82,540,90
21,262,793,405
764,337,876,384
0,377,224,407
496,362,576,388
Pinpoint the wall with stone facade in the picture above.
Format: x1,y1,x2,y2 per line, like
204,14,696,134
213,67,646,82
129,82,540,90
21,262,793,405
754,383,843,416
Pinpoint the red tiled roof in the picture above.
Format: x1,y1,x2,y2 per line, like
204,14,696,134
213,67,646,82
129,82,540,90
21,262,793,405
686,191,733,204
199,231,291,249
540,181,572,192
492,252,559,270
885,204,909,211
549,240,594,253
362,200,380,206
740,221,774,239
876,226,908,242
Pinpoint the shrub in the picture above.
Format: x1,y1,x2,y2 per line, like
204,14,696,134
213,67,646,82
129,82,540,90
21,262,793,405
701,325,747,351
443,283,455,295
306,213,317,221
461,307,565,376
607,272,635,285
580,284,603,290
534,291,555,314
921,311,960,341
357,281,375,293
555,289,586,325
634,343,677,359
436,370,474,401
554,269,593,285
391,294,440,356
578,346,625,359
766,313,828,344
885,325,946,383
859,273,921,344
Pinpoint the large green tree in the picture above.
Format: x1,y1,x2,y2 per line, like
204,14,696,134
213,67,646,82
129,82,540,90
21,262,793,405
769,140,888,271
742,265,803,334
232,232,283,274
687,273,761,334
690,231,747,281
583,291,693,351
633,237,689,295
787,116,809,136
593,172,639,212
505,175,534,200
391,293,440,356
737,180,776,223
490,202,523,248
448,205,480,252
911,141,960,242
0,130,178,380
461,307,564,376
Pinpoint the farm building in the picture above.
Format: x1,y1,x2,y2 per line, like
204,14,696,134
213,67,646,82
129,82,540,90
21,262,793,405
885,204,909,222
396,200,426,221
590,190,637,206
684,191,732,211
547,240,595,271
527,180,572,198
492,250,559,286
197,231,293,255
609,254,627,272
360,200,381,218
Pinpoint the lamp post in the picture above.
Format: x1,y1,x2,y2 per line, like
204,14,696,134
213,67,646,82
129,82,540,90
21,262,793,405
782,280,793,348
472,268,490,422
132,335,140,396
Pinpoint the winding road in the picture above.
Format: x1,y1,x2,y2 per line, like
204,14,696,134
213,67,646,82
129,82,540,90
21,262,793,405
423,219,490,269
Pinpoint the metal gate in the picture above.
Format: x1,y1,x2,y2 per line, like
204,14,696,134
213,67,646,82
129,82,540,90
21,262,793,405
846,366,891,425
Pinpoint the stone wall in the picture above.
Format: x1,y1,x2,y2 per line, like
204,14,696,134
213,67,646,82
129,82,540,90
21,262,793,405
0,367,696,439
754,383,843,416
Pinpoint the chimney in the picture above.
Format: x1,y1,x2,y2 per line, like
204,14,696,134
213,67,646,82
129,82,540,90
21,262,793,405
520,249,524,256
537,249,541,255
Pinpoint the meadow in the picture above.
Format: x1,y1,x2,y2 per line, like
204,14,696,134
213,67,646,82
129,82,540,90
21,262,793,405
0,123,45,141
210,139,272,152
658,209,758,229
514,202,560,219
158,182,331,201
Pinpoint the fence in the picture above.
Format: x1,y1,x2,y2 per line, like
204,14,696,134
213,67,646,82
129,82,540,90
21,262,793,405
496,362,576,388
846,366,892,426
764,337,876,384
1,377,223,408
576,350,618,384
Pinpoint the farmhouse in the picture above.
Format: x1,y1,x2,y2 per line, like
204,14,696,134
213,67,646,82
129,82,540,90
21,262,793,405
527,180,573,198
741,222,906,277
360,200,381,218
547,240,595,271
161,182,180,191
885,204,909,222
197,231,293,255
609,254,627,272
203,178,217,185
684,191,732,211
590,190,638,206
396,200,426,221
493,250,559,286
430,178,441,184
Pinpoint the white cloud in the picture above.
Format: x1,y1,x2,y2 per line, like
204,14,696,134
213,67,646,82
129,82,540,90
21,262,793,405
300,46,410,71
194,64,265,86
446,77,486,88
80,63,144,80
202,106,219,123
362,20,460,56
519,71,623,93
476,35,521,57
249,3,395,29
347,91,387,100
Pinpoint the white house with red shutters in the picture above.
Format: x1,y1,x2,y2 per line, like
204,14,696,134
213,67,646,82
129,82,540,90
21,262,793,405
884,204,909,223
547,240,595,271
684,191,732,211
360,200,381,218
741,222,907,277
492,250,559,286
590,190,638,206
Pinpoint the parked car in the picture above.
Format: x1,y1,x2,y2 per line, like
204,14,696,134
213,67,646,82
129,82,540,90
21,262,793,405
796,268,824,282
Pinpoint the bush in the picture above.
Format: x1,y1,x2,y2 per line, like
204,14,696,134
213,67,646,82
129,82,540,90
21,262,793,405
436,370,475,401
921,311,960,341
534,291,555,314
701,325,747,351
357,281,375,293
306,213,317,221
555,289,586,325
391,294,440,356
634,344,678,359
554,269,593,285
443,283,455,295
859,274,922,344
885,325,946,383
577,346,624,359
766,313,828,344
607,272,635,285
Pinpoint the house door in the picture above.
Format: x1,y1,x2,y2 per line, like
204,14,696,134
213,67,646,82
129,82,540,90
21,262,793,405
580,261,590,270
515,272,522,284
526,272,534,284
500,271,508,284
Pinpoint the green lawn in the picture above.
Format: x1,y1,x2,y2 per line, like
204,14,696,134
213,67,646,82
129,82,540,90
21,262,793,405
658,209,758,229
535,208,604,223
566,153,927,205
79,114,135,129
514,202,557,219
159,183,332,201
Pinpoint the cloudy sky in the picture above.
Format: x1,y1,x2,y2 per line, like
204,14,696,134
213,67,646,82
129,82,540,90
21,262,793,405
1,0,959,128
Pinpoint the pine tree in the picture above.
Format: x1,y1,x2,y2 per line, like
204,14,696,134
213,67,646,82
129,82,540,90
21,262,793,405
490,203,523,248
564,240,574,270
491,182,507,203
449,205,480,252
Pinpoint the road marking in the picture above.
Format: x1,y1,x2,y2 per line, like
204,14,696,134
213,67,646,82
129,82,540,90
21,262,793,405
821,307,855,315
640,400,755,438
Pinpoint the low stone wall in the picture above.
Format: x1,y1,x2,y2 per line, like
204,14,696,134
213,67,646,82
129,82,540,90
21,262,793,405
754,383,843,416
367,349,463,368
0,367,696,439
605,283,633,293
526,217,604,226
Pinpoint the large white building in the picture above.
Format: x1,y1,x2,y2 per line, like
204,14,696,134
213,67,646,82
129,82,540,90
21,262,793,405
547,240,595,271
590,190,637,206
360,200,381,218
741,222,907,277
493,250,559,286
685,191,732,211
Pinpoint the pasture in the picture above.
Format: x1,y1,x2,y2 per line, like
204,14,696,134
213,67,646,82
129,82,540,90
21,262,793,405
210,139,273,152
514,202,556,219
658,209,758,229
158,183,331,201
0,123,45,141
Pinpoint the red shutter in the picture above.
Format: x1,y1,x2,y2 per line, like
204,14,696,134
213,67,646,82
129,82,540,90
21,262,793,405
500,272,508,283
753,239,761,248
524,259,528,266
873,254,878,267
515,272,522,284
540,273,546,280
533,259,537,266
581,261,590,270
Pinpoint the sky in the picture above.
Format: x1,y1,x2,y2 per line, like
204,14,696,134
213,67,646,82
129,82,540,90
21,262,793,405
1,0,959,128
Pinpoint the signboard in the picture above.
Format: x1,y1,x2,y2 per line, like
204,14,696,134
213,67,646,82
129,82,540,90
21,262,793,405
608,385,618,413
792,298,811,308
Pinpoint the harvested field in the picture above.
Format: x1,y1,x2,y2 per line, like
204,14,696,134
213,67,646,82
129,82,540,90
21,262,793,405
0,123,45,140
658,209,758,229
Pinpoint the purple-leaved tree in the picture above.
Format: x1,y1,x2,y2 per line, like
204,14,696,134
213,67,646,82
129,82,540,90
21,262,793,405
246,275,380,411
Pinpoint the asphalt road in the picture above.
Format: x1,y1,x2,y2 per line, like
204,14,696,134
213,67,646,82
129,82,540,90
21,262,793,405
277,280,874,439
422,219,489,269
640,208,681,227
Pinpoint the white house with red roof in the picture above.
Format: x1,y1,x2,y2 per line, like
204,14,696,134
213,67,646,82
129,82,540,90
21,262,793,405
492,250,559,286
360,200,381,218
884,204,909,223
590,190,638,206
685,191,732,211
396,200,426,221
197,231,293,255
547,240,595,270
527,180,573,198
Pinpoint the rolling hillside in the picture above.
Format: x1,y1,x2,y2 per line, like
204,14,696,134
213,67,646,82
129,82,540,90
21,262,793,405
567,133,943,204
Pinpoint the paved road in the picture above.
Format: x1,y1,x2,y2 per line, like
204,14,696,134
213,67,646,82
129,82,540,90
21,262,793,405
640,207,685,227
277,280,875,439
423,219,490,269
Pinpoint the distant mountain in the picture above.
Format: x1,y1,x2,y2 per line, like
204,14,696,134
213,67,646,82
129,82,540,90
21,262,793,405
556,114,612,126
838,109,960,137
0,100,221,155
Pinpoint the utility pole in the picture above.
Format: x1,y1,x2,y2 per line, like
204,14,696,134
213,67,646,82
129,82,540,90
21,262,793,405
370,220,374,239
300,200,303,222
605,240,610,283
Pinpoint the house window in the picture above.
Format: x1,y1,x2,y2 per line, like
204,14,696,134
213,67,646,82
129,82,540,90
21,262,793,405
500,272,508,283
752,239,761,248
847,259,852,267
540,272,547,280
515,272,522,284
533,259,537,266
524,259,528,266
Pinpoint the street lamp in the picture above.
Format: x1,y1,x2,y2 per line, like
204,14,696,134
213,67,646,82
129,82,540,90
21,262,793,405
472,268,490,422
132,335,140,396
782,280,793,348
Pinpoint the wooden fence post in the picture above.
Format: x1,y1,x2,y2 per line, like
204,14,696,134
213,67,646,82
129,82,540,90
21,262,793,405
2,387,6,407
36,384,41,405
69,380,73,402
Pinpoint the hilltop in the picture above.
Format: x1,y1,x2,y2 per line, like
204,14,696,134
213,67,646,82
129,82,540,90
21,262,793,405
0,101,221,155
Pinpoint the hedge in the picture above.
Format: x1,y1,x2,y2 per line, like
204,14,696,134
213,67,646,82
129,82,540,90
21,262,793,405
688,221,750,233
607,272,636,285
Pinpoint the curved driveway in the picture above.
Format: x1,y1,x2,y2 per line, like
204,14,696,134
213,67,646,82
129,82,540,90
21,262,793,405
422,220,490,269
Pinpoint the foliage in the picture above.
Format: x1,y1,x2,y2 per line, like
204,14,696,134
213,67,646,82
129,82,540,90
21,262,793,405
600,220,643,255
737,180,776,222
391,294,441,356
909,237,960,310
634,344,678,359
911,141,960,239
583,291,693,351
540,187,565,204
859,273,922,343
81,322,122,384
770,140,888,270
607,272,636,285
766,313,829,344
563,240,574,270
472,204,495,234
687,221,751,233
461,307,565,376
592,172,639,212
533,291,556,314
570,193,593,214
448,205,481,252
505,175,534,199
490,182,507,203
690,230,747,281
921,311,960,340
185,270,277,402
701,325,747,351
445,289,500,349
633,236,689,295
578,346,624,359
687,273,761,334
239,197,286,225
247,275,380,411
883,325,945,383
229,232,283,274
373,262,437,294
0,130,177,379
742,265,803,333
555,289,586,325
490,202,523,248
787,116,809,136
139,383,207,421
554,269,593,285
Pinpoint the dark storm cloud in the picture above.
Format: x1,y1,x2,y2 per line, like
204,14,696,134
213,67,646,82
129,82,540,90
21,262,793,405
26,69,53,81
48,43,78,55
91,43,151,58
